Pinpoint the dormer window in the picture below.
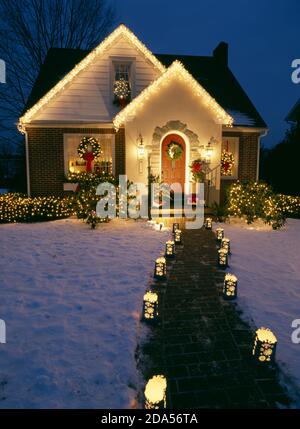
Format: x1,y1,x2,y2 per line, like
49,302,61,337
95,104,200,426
113,61,132,107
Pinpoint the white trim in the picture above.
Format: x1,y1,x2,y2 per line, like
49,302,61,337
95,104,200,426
23,122,114,128
25,131,31,196
223,125,268,133
159,130,190,190
256,129,268,180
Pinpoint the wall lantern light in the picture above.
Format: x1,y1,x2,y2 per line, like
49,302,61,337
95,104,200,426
218,248,228,268
205,217,213,230
216,227,224,241
145,375,167,409
137,133,145,159
205,138,214,163
221,237,230,253
154,257,167,280
143,291,159,321
172,222,179,233
165,240,175,258
223,273,238,299
174,229,182,245
252,327,277,363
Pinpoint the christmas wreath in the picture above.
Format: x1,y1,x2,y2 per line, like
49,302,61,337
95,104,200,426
166,141,183,161
221,149,235,176
77,136,102,172
190,159,205,182
113,78,131,106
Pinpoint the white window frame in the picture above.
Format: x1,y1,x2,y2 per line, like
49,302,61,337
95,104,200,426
221,136,239,180
63,133,115,176
110,56,136,102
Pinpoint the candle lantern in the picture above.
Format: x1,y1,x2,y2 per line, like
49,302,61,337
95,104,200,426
154,257,167,280
143,291,159,321
252,327,277,363
218,248,228,268
223,273,238,299
205,217,213,229
145,375,167,409
172,222,179,233
221,237,230,253
216,227,224,241
174,229,182,245
165,240,175,258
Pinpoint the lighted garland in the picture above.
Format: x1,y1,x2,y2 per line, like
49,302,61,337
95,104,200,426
166,141,183,161
221,150,235,176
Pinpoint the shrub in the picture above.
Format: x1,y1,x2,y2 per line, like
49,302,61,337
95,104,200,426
227,181,300,229
0,193,73,223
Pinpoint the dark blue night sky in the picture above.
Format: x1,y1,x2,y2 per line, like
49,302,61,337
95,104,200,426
115,0,300,147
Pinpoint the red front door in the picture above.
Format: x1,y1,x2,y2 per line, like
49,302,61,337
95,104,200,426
161,134,186,190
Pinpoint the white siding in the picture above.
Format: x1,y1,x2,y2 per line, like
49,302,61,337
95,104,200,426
34,34,161,123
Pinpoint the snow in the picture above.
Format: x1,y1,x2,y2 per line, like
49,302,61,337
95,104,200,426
218,218,300,404
0,218,169,408
227,109,256,126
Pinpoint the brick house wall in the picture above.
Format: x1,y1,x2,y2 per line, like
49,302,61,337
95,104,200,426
220,131,260,204
26,127,125,196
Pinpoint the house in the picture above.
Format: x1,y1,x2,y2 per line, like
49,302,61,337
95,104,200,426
18,24,267,205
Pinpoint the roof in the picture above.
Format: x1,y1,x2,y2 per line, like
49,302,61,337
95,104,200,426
286,97,300,122
114,61,233,130
24,48,267,128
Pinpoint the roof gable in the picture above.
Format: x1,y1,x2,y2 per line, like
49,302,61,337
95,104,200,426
18,24,165,131
113,60,233,130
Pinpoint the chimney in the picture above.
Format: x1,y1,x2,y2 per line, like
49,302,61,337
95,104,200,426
213,42,228,66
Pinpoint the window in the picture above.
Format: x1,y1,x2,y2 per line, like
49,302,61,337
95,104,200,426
221,137,239,179
64,134,114,177
112,60,132,105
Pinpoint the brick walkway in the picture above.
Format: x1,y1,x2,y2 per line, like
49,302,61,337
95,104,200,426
140,227,291,409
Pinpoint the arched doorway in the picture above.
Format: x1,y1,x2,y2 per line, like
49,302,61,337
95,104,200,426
161,133,186,190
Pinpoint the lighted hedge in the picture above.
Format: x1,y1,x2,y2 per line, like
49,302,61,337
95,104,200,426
227,181,300,229
0,193,74,223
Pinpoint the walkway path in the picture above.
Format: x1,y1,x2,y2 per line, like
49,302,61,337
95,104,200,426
140,226,291,409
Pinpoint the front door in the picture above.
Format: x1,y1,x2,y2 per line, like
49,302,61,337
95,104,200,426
161,133,186,191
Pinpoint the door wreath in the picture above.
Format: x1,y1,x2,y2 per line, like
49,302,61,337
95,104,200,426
166,141,183,169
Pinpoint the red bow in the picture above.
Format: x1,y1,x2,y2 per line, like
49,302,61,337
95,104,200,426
83,152,94,172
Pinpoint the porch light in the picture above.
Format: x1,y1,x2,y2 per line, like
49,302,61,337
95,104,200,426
218,248,228,268
216,227,224,241
205,217,213,230
145,375,167,409
172,222,179,233
137,133,145,160
205,140,214,163
165,240,175,258
143,291,159,321
223,273,238,299
221,237,230,253
252,327,277,363
154,257,167,280
174,229,182,245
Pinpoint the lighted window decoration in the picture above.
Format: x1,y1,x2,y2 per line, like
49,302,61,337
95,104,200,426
154,257,167,280
77,136,102,173
216,227,224,241
143,291,159,321
205,218,213,230
174,229,182,245
113,78,131,107
221,237,230,253
252,327,277,363
223,273,238,300
218,248,228,268
144,375,167,409
165,240,175,258
172,222,179,233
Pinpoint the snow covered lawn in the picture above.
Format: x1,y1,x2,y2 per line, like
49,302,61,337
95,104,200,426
219,218,300,404
0,218,169,408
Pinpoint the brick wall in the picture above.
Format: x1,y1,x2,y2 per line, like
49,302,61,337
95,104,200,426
26,127,125,196
220,131,259,204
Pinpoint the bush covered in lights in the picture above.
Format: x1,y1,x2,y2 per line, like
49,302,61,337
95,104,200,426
227,181,300,229
0,193,73,223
